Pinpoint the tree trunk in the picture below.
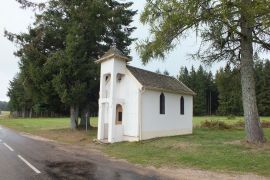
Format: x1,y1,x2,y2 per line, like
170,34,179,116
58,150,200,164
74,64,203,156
29,108,32,118
240,1,265,143
22,106,26,118
79,106,90,128
70,105,79,129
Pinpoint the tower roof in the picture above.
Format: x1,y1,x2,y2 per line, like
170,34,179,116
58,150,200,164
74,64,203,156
95,46,131,63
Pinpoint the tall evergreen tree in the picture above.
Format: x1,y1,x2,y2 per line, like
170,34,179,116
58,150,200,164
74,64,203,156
255,60,270,116
45,0,136,128
7,73,34,117
178,65,218,115
216,65,243,115
0,101,9,111
7,0,136,129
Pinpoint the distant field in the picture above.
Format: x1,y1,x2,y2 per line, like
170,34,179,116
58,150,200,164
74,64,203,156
0,117,98,144
0,117,97,131
0,111,10,118
0,118,70,132
0,116,270,176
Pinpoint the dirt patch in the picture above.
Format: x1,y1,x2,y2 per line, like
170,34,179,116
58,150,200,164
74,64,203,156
158,167,269,180
224,140,270,151
34,128,97,145
224,140,243,145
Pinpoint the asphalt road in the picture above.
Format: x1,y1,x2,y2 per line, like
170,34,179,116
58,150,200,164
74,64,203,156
0,126,164,180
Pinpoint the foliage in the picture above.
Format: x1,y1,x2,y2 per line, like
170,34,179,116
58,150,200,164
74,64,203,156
0,101,9,111
178,65,219,115
138,0,270,142
137,0,270,64
192,116,270,127
255,60,270,116
227,115,236,120
7,74,33,113
215,59,270,116
216,65,243,115
261,121,270,128
200,120,232,129
178,59,270,116
155,69,170,75
6,0,136,128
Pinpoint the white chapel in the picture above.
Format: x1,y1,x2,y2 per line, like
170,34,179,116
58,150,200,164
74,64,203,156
96,46,195,143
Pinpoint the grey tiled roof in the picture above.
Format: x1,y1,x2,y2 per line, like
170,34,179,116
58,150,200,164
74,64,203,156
127,65,196,95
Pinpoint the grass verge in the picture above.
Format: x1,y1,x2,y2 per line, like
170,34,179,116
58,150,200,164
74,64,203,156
105,128,270,176
0,117,98,144
0,116,270,176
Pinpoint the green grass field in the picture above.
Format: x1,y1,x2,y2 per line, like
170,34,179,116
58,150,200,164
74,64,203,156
105,128,270,176
0,116,270,176
0,117,98,132
0,111,10,119
0,117,98,144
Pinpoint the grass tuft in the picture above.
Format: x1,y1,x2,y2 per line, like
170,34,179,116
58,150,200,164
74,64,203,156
200,120,232,129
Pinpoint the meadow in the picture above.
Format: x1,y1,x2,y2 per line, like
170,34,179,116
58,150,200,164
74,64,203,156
0,115,270,176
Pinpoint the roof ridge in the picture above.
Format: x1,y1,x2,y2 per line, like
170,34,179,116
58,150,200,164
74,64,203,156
126,65,176,79
175,78,196,95
127,65,196,95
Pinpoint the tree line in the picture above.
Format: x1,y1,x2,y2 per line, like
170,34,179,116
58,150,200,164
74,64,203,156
178,58,270,116
6,0,136,129
0,101,9,111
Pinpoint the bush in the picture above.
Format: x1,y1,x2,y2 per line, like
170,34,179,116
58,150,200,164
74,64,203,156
232,120,270,129
233,120,245,128
200,120,232,130
261,121,270,128
227,115,236,120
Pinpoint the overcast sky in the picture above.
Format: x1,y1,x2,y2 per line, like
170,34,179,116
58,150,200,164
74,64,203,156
0,0,223,101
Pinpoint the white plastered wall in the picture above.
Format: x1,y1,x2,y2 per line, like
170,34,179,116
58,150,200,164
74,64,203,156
120,70,141,138
141,90,193,140
98,58,141,142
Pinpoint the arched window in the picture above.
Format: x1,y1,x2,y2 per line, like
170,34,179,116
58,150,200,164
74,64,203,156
160,93,165,114
116,104,123,124
180,96,184,115
104,74,111,98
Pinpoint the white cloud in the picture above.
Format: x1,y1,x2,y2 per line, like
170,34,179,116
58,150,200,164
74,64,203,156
0,1,37,101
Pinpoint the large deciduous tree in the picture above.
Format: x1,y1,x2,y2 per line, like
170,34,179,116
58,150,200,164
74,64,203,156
138,0,270,143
